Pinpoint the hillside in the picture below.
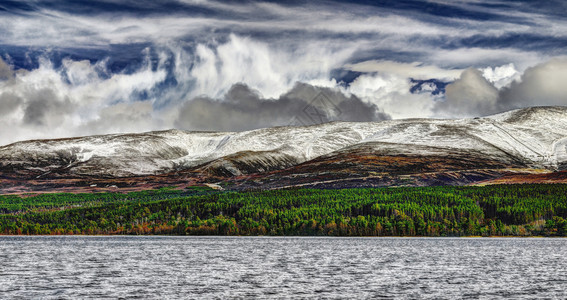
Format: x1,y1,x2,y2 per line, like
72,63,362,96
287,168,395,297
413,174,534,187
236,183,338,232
2,106,567,192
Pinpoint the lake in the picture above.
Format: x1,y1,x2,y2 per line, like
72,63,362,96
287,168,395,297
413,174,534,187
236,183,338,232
0,236,565,299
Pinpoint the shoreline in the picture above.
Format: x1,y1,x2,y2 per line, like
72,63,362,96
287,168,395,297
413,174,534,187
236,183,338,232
0,234,564,238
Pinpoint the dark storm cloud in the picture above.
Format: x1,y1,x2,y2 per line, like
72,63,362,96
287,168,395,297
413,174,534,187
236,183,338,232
175,83,389,132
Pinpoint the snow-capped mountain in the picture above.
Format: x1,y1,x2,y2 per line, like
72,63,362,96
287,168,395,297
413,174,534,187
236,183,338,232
1,106,567,190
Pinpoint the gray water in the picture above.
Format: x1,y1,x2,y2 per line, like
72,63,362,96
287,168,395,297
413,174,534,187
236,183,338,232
0,237,565,299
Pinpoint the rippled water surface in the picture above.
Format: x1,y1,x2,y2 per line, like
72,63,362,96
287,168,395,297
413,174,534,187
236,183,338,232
0,236,566,299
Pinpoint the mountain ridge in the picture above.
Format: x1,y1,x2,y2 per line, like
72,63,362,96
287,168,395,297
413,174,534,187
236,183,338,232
2,106,567,193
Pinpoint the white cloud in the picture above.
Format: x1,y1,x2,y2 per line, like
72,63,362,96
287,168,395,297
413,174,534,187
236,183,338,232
430,47,546,70
480,63,520,89
0,52,169,145
346,73,438,119
1,0,562,72
1,13,567,146
187,34,354,99
344,60,463,81
0,35,356,145
438,57,567,117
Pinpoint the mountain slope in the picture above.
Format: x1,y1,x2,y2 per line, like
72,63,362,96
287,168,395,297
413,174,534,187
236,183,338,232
1,106,567,192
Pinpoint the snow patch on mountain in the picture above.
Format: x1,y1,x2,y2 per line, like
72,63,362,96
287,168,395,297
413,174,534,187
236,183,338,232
1,106,567,177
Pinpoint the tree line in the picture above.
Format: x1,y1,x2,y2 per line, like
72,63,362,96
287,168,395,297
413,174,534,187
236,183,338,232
0,184,566,236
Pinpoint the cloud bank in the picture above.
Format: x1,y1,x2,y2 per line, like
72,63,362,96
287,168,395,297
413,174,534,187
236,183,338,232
0,38,383,145
1,46,565,146
1,1,567,145
175,83,388,132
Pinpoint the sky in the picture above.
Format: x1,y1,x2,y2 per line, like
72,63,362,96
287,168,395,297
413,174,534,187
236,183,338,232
1,0,567,145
